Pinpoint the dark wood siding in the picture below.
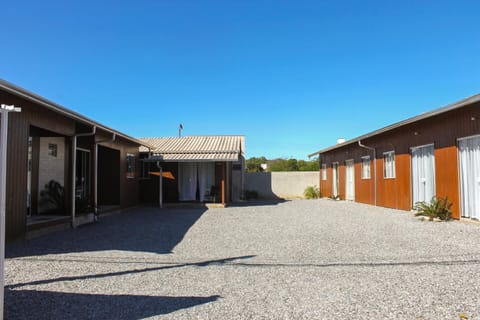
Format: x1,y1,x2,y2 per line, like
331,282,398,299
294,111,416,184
1,91,76,240
1,90,142,240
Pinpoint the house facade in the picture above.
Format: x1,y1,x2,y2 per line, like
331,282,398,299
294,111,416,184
309,94,480,220
138,136,245,206
0,80,148,241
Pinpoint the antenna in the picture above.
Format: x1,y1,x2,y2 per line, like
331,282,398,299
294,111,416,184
178,124,183,137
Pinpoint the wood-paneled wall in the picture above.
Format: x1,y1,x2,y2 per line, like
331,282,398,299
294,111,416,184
318,101,480,219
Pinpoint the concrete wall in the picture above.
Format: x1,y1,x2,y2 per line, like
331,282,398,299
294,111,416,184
245,171,320,199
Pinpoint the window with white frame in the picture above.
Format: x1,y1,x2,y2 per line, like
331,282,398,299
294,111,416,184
383,151,395,178
361,156,371,179
126,153,136,179
321,164,327,180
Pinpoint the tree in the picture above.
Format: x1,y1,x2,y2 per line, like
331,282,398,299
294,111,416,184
246,156,267,172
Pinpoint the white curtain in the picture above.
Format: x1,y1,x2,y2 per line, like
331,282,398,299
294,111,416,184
178,163,198,201
332,163,338,197
198,162,215,202
411,145,435,204
345,160,355,200
459,136,480,219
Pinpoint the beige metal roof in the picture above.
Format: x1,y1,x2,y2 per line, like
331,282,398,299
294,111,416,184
139,136,245,162
308,93,480,157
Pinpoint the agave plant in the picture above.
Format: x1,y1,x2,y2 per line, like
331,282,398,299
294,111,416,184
413,197,452,221
304,185,320,199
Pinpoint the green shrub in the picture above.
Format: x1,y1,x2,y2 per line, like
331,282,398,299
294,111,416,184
413,197,452,221
39,180,66,214
304,185,320,199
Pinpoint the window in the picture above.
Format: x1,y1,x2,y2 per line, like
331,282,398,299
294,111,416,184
126,153,136,179
361,156,371,179
321,164,327,180
48,143,57,157
383,151,395,178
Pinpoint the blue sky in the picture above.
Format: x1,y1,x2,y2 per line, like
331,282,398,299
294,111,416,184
2,1,479,159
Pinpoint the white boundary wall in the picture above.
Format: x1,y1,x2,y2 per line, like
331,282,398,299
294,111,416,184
245,171,320,199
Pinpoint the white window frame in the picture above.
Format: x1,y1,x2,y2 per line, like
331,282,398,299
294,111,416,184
126,153,136,179
361,156,371,179
383,151,395,179
321,163,327,181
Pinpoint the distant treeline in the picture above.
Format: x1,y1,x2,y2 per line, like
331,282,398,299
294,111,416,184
246,157,319,172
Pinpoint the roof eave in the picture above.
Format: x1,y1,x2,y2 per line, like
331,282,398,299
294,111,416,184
0,79,153,148
308,93,480,157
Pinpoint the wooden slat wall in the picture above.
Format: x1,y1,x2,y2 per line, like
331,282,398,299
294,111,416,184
1,91,76,240
1,90,142,240
318,101,480,218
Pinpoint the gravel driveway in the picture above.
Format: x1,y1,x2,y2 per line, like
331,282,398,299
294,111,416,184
5,200,480,319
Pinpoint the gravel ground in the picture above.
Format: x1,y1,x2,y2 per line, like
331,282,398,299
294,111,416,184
5,199,480,319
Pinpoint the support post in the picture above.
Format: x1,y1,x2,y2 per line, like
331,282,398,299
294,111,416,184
0,104,21,320
157,162,163,208
71,136,77,227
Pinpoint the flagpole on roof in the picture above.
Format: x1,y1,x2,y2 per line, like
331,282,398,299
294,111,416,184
0,104,21,320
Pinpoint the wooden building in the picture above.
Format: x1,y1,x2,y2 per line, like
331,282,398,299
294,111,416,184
138,136,245,206
0,80,149,241
309,94,480,220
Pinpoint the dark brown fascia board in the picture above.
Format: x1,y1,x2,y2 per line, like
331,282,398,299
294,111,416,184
0,79,153,148
308,93,480,158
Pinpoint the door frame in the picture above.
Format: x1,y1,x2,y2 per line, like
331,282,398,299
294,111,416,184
332,162,339,198
76,148,91,203
345,159,355,201
410,143,435,205
457,134,480,218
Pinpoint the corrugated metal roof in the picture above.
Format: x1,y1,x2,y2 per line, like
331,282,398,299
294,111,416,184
0,79,152,148
139,136,245,162
308,93,480,157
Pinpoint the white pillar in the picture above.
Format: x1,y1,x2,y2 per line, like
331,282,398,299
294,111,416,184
71,136,77,227
0,104,21,320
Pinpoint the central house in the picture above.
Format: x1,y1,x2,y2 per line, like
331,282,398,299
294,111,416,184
138,136,245,206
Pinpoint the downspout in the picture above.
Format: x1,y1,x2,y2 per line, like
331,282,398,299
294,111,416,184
358,140,377,206
94,133,116,220
72,126,96,227
157,161,163,208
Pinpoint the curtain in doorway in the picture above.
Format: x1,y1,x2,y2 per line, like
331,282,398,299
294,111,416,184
178,163,198,201
458,136,480,219
411,145,435,204
198,162,215,202
178,162,216,202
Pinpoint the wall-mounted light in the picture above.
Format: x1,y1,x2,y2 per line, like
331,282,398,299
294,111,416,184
471,116,476,121
414,131,419,136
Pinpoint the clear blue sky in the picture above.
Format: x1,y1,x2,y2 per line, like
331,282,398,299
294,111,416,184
2,1,479,159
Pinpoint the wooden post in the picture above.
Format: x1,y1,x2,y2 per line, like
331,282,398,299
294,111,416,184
221,179,225,205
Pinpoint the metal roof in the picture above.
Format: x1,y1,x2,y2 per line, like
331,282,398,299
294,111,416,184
139,136,245,162
308,93,480,157
0,79,151,147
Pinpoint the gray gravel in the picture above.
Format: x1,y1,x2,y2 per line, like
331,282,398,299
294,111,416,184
5,199,480,319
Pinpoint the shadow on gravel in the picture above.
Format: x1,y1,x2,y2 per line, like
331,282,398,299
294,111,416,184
7,255,256,289
229,199,289,207
7,207,207,258
5,289,220,320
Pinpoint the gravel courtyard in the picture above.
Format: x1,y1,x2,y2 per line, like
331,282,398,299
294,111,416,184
5,199,480,319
